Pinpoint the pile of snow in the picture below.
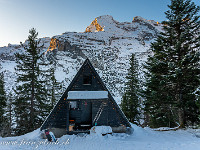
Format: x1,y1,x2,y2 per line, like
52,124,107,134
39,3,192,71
67,91,108,99
1,129,41,142
90,126,112,135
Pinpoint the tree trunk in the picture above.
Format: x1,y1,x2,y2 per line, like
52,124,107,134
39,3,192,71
143,112,150,127
177,88,185,128
178,108,184,128
30,62,35,129
8,100,12,136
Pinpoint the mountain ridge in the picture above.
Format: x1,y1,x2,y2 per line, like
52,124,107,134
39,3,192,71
0,15,163,103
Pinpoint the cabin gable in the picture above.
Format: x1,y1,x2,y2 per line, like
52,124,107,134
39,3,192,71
41,59,131,137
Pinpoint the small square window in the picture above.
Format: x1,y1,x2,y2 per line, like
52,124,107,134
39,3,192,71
69,101,77,109
83,75,92,85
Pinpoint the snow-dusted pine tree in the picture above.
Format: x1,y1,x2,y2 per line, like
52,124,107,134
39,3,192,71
14,28,50,135
4,92,14,137
46,61,63,110
0,64,7,136
121,53,141,124
144,0,200,128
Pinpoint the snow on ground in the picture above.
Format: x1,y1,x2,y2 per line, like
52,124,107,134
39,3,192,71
1,124,200,150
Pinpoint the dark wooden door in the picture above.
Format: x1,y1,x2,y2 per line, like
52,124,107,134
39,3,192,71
80,100,92,124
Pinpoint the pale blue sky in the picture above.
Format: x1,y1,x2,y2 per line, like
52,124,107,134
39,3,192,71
0,0,199,47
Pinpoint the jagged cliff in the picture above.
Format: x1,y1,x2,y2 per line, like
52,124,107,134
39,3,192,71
0,15,163,103
85,18,104,32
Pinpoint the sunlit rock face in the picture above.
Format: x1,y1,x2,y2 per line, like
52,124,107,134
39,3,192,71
48,38,70,51
85,18,104,32
48,38,59,51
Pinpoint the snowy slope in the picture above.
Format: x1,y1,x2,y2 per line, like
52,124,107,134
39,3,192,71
0,15,163,103
1,124,200,150
0,37,51,96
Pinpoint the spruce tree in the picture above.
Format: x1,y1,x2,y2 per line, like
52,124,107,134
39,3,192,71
144,0,200,128
5,92,14,136
144,57,177,127
46,61,63,110
14,28,50,135
0,64,7,136
121,53,140,124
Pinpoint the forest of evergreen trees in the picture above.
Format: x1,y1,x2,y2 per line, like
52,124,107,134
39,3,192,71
121,0,200,128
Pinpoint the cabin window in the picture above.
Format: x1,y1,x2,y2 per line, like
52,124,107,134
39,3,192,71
69,101,77,109
83,75,92,85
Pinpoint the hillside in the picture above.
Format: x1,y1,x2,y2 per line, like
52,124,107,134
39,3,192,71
0,15,163,103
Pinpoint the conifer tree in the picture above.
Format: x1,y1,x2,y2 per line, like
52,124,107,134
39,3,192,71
5,92,14,136
46,62,63,110
121,53,141,124
144,57,177,127
0,64,7,136
14,28,50,135
144,0,200,128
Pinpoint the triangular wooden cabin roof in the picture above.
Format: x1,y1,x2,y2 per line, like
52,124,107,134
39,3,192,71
41,58,131,131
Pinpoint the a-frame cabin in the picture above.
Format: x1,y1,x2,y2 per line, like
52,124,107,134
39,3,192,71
41,59,131,137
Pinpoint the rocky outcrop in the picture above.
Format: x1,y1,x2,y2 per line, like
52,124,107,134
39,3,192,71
85,18,104,32
47,38,86,59
48,38,59,51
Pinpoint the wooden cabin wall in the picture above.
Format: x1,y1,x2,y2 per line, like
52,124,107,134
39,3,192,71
70,65,105,91
41,100,68,130
92,100,108,126
107,100,128,127
91,99,129,127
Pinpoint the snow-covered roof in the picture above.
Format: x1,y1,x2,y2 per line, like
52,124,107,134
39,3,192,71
67,91,108,99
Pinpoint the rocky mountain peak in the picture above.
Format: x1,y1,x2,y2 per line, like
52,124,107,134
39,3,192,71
85,18,104,32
